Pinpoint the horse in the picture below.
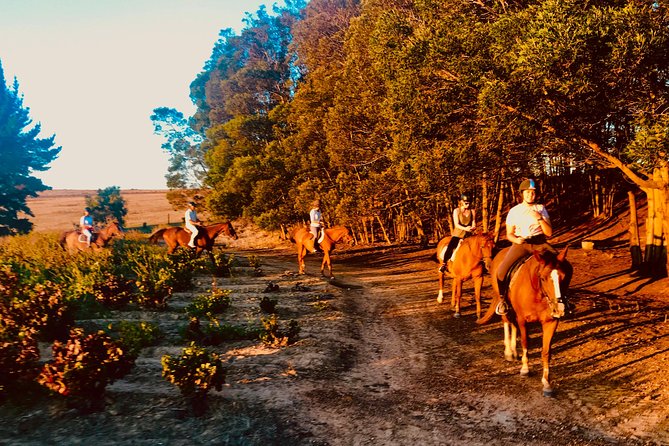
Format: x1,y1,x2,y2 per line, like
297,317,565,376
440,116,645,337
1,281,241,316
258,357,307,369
477,246,572,397
148,222,238,256
59,221,124,254
289,226,354,278
435,233,494,318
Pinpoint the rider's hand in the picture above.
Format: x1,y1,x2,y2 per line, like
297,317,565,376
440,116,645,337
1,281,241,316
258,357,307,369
514,237,525,245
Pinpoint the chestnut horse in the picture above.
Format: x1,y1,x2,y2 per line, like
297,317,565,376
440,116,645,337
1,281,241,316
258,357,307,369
478,246,572,397
289,226,353,278
59,221,124,254
435,233,494,318
148,222,238,256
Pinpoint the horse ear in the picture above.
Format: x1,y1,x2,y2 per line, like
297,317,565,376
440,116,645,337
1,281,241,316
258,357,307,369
557,245,569,262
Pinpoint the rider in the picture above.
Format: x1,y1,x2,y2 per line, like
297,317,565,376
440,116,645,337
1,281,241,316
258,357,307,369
310,199,323,253
79,207,95,247
184,201,201,248
495,179,554,315
439,193,476,273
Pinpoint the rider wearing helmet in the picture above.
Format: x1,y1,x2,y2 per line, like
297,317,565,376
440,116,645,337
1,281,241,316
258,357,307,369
310,199,323,253
439,193,476,274
495,178,554,315
80,207,95,247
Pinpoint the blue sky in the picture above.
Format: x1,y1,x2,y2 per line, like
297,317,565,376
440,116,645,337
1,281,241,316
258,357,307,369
0,0,283,190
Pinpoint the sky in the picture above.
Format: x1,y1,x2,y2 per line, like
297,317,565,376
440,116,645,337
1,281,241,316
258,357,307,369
0,0,282,190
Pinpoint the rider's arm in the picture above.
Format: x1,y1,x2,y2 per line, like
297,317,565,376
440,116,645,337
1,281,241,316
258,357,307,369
507,224,524,244
452,209,468,231
534,210,553,237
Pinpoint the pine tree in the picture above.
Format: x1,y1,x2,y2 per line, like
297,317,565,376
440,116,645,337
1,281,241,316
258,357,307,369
0,61,60,235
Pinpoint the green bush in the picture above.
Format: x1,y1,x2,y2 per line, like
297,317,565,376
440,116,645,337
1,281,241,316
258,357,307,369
185,287,231,318
259,295,278,314
37,328,135,412
183,317,260,345
112,320,163,357
161,343,226,416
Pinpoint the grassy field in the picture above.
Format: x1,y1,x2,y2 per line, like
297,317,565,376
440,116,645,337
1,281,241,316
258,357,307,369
26,189,181,232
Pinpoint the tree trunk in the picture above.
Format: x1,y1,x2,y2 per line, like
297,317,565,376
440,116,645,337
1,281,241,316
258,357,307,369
643,168,668,277
493,180,505,243
481,175,489,233
628,191,642,270
376,215,391,244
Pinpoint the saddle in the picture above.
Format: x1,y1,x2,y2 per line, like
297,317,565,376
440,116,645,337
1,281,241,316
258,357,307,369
77,231,97,243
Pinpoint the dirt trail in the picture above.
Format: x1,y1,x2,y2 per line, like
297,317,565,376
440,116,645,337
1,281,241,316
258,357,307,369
1,242,668,445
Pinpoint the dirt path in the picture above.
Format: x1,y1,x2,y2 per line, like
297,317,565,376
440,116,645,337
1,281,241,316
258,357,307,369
2,243,668,445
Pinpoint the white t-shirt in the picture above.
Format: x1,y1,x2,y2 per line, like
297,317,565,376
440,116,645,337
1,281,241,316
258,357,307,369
310,208,322,227
506,202,550,239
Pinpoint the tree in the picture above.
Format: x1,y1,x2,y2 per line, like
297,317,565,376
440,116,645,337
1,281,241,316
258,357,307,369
0,61,60,235
85,186,128,226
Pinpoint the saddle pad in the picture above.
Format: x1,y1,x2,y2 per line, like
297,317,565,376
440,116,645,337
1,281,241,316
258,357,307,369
317,231,325,244
438,239,463,262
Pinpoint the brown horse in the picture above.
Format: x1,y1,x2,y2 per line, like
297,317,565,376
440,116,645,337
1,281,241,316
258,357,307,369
148,222,238,255
59,221,124,254
289,226,354,278
478,246,572,397
435,233,494,318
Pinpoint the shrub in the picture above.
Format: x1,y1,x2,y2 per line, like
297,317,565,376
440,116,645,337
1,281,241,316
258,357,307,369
247,254,261,268
185,287,231,318
259,316,300,348
37,328,135,412
259,295,278,314
112,320,163,357
161,343,226,416
183,317,259,345
92,272,134,309
0,327,40,395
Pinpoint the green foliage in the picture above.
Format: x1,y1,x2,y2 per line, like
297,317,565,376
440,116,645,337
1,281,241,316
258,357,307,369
259,315,300,347
37,328,135,412
183,317,260,346
161,343,226,415
112,320,163,357
0,61,60,235
185,287,232,318
85,186,128,226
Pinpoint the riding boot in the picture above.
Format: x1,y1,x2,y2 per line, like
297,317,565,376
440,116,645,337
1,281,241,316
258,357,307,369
495,278,509,315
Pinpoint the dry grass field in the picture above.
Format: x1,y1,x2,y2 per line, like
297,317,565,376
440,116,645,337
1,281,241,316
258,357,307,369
25,189,182,232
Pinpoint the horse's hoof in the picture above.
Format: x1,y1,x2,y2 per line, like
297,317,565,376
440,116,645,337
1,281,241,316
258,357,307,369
543,388,555,398
454,312,461,318
520,369,529,377
504,353,514,362
437,296,443,304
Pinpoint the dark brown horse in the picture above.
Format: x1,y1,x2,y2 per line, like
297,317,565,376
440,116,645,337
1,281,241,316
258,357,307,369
59,221,124,254
148,222,238,255
435,233,494,318
478,246,572,397
289,226,354,278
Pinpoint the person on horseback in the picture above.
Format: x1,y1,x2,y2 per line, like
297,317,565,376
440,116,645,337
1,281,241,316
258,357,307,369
439,193,476,274
184,201,201,248
79,207,95,247
310,199,323,253
495,178,554,315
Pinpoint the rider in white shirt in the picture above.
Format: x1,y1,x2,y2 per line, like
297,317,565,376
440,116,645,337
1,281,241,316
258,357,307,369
79,207,95,247
310,199,323,253
184,201,201,248
495,179,554,315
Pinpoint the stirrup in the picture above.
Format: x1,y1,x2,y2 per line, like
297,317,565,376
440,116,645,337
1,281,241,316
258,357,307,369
495,300,508,316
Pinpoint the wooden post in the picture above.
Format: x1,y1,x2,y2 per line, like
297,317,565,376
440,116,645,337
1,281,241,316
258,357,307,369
628,191,642,270
481,174,489,233
493,179,505,243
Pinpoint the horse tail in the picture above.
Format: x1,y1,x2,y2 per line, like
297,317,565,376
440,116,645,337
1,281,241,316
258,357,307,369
149,228,167,244
288,226,299,244
477,293,500,325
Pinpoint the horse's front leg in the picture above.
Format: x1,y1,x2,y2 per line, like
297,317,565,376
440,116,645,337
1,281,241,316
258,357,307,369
451,277,462,317
321,252,332,278
473,274,483,319
297,245,306,274
541,320,559,397
437,270,445,303
503,320,519,361
517,321,530,376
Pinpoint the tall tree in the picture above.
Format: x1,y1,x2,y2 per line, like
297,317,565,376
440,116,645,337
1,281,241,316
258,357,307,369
85,186,128,226
0,61,60,235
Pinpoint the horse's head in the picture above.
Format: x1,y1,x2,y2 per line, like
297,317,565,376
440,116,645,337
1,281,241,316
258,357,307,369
479,232,495,271
224,221,239,240
533,246,571,305
106,221,125,238
336,226,354,245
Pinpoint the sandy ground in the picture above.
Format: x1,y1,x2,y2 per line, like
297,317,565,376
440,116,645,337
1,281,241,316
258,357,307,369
1,219,667,445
